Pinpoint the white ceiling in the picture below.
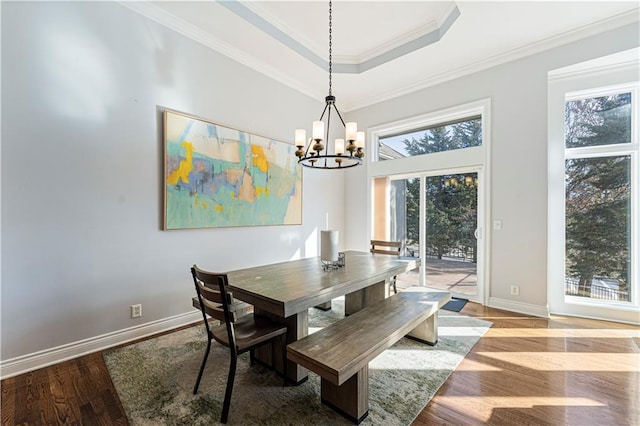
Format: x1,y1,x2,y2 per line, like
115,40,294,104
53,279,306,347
123,1,640,111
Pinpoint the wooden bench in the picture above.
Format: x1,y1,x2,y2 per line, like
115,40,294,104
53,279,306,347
287,288,450,424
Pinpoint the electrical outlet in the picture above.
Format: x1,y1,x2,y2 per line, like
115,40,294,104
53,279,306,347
510,285,520,296
131,304,142,318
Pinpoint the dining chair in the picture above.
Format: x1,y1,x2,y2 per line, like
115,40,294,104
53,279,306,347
190,265,288,424
370,240,403,294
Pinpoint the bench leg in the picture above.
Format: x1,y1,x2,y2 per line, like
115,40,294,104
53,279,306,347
345,280,387,316
321,366,369,424
407,311,439,345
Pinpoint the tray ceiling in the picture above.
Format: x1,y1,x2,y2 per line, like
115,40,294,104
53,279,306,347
122,1,640,111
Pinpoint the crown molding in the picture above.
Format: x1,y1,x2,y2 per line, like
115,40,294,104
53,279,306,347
118,1,638,112
343,8,640,111
117,1,323,102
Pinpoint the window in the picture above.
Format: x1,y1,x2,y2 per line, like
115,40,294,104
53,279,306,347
548,49,639,323
564,90,635,303
378,116,482,161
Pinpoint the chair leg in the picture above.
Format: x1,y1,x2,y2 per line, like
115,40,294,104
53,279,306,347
193,338,212,394
221,356,237,424
392,276,398,294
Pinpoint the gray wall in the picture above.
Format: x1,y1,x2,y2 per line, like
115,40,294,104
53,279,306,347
1,2,345,362
344,23,639,312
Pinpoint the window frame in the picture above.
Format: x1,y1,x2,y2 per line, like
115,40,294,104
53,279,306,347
548,63,640,322
367,98,491,305
563,84,639,308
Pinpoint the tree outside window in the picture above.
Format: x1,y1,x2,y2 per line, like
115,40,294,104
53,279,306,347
564,93,631,301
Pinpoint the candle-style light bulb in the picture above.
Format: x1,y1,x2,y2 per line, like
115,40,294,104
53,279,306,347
312,121,324,141
295,129,306,147
345,122,357,141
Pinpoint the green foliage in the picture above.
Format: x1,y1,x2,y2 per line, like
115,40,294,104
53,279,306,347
403,118,481,156
402,119,480,260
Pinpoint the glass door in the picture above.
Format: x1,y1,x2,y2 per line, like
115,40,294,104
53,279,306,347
387,171,480,300
388,177,420,287
424,173,478,298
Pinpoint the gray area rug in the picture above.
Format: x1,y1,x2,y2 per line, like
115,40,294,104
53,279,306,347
104,298,491,425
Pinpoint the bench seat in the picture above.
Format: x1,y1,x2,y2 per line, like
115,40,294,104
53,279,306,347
287,288,450,423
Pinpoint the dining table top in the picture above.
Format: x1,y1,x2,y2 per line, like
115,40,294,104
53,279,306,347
226,250,419,318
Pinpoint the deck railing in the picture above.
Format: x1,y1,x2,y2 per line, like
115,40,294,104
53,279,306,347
565,277,629,302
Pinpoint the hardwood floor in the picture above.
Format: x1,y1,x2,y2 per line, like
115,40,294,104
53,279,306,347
2,304,638,425
414,303,640,426
1,352,128,425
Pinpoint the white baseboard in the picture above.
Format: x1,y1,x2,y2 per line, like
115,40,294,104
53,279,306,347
0,311,202,380
488,297,550,318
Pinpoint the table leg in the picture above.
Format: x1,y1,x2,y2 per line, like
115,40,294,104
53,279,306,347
254,308,309,384
344,280,387,315
314,301,332,311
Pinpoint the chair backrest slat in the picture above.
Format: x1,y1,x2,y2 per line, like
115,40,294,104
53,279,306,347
191,266,239,325
201,298,231,322
370,240,402,256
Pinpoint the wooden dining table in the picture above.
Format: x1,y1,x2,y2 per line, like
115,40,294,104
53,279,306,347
225,250,419,384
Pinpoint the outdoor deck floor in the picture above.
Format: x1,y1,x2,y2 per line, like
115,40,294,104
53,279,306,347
397,256,478,297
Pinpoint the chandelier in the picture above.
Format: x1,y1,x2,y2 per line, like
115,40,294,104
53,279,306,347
294,0,364,169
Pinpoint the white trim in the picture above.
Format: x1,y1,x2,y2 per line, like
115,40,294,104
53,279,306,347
566,143,637,159
566,81,639,102
550,306,640,326
549,48,640,82
549,60,640,83
0,311,202,380
369,99,488,141
489,297,550,318
548,59,640,323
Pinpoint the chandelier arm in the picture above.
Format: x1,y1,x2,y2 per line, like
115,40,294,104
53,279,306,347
303,139,312,157
318,102,330,121
332,104,347,127
325,105,332,151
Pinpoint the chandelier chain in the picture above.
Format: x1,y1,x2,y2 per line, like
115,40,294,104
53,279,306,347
328,0,332,96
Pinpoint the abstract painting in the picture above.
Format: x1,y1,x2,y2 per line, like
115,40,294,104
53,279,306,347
163,110,302,229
